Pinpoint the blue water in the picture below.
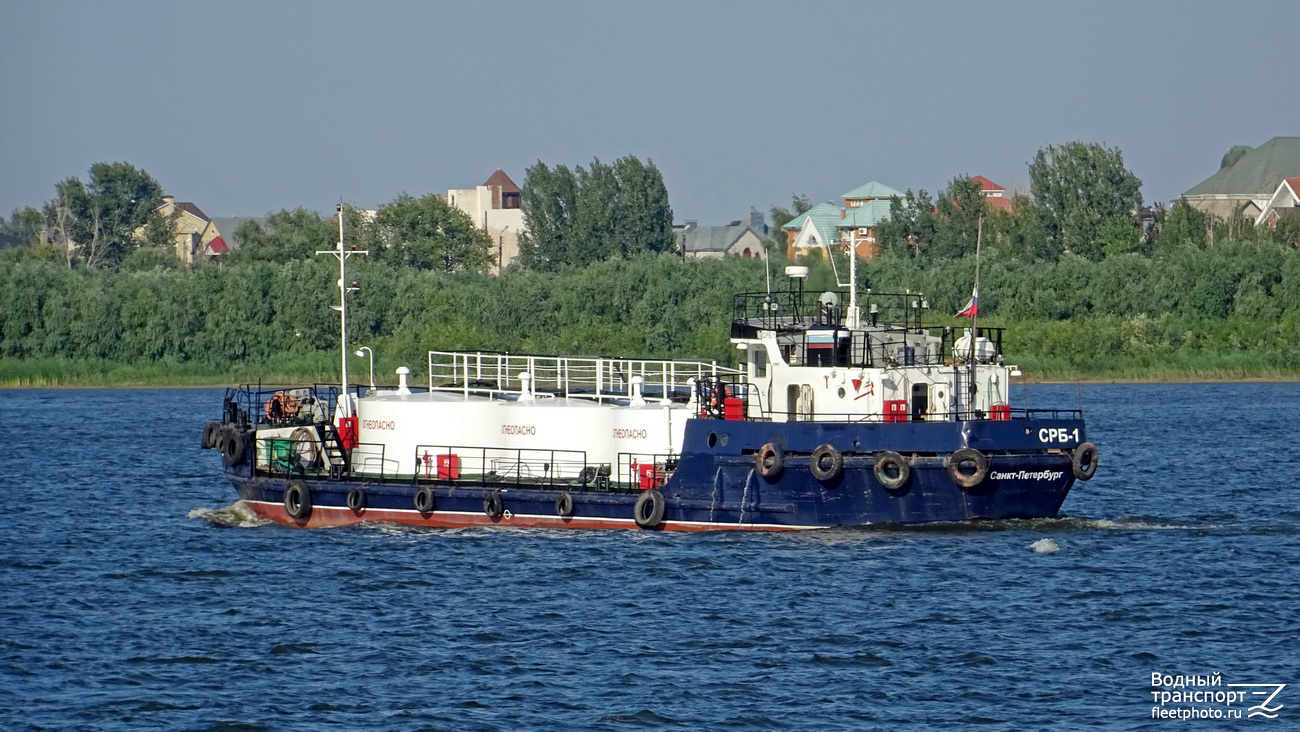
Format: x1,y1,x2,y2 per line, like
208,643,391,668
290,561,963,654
1,384,1297,730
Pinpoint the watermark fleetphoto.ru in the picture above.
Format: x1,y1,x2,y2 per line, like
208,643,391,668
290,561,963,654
1150,672,1286,720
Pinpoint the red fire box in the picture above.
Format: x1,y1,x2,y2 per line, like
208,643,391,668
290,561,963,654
884,400,909,423
437,454,461,480
723,397,744,421
990,404,1011,421
638,463,665,490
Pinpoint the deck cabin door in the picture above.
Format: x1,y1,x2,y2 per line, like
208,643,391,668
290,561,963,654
798,385,814,421
785,384,815,421
911,383,929,421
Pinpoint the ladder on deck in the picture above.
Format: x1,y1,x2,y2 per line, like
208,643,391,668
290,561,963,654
315,423,351,479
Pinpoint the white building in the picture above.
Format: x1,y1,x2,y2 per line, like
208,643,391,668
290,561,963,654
446,169,525,271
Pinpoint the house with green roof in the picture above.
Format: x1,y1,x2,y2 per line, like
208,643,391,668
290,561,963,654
781,180,902,258
1182,137,1300,219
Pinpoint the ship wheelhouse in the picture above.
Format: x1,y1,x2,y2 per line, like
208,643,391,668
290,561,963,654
724,270,1011,425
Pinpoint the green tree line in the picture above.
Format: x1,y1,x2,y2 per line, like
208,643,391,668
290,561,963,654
3,242,1300,383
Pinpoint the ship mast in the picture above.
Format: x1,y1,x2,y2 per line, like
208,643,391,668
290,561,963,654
967,217,983,410
317,204,367,416
828,228,861,328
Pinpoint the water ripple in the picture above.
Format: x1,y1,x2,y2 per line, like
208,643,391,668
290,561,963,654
0,385,1298,730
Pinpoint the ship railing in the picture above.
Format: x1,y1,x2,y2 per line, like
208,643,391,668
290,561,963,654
732,289,1003,335
257,438,386,480
693,377,770,421
350,443,389,478
752,406,1084,424
411,444,616,491
616,452,680,491
223,382,374,428
427,350,741,402
780,326,1006,369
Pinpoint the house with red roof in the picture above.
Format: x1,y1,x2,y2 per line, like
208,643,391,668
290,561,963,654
155,195,228,264
446,169,525,270
1255,177,1300,227
971,175,1014,212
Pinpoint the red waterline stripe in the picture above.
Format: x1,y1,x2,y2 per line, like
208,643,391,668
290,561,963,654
242,500,816,532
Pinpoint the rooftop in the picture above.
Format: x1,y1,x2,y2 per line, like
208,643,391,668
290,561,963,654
1184,137,1300,198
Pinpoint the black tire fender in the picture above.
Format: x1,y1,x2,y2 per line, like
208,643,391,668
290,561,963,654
555,491,575,518
1072,442,1099,481
946,447,989,489
414,485,435,515
201,421,221,450
346,487,366,513
874,450,912,491
284,480,312,522
809,444,844,482
756,442,784,479
220,428,246,467
484,490,505,519
634,488,666,529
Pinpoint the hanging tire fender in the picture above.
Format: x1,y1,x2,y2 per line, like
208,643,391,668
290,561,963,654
756,442,785,479
634,488,666,529
1071,442,1099,481
809,444,844,482
201,421,221,450
347,487,367,513
414,485,435,515
946,447,989,489
220,428,246,467
555,491,575,518
284,480,312,522
873,450,912,491
484,490,505,519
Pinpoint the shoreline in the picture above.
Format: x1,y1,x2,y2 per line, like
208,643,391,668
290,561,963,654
4,375,1299,389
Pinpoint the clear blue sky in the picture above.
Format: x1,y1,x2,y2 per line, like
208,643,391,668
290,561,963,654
3,0,1297,224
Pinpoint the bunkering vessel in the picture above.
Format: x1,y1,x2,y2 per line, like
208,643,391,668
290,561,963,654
204,217,1098,531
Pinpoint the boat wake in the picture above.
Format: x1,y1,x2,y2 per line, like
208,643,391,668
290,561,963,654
187,501,269,528
839,515,1217,535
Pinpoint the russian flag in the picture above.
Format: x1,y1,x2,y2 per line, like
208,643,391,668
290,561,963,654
955,288,978,318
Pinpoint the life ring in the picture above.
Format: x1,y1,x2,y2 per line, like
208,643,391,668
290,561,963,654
484,490,505,519
201,421,221,450
1071,442,1099,481
414,486,435,515
346,487,366,513
220,428,246,466
264,391,300,421
809,444,843,482
946,447,989,489
555,491,575,518
634,488,666,529
284,480,312,521
756,442,784,479
874,450,911,491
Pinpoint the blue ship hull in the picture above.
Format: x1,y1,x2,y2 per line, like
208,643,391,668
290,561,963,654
224,416,1086,531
